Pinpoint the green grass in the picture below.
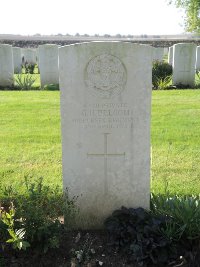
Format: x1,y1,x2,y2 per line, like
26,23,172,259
0,90,200,196
151,90,200,195
0,91,62,195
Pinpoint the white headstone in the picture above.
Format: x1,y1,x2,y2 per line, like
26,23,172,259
152,47,164,62
13,47,22,73
59,42,152,228
38,44,59,87
22,48,37,64
168,46,173,65
195,46,200,71
172,43,196,87
0,44,14,87
164,47,169,56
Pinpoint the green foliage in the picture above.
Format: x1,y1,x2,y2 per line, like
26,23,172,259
168,0,200,33
152,61,173,89
156,76,172,90
151,194,200,240
195,70,200,88
14,73,36,90
1,205,30,250
22,62,37,74
43,83,60,90
0,177,77,253
104,207,176,266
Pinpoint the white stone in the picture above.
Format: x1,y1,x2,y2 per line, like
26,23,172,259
13,47,22,73
38,44,59,87
0,44,14,86
164,47,169,56
195,46,200,71
59,42,152,228
22,48,37,64
152,47,164,62
168,46,173,65
172,43,196,87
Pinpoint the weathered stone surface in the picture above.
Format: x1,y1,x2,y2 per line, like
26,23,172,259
38,44,59,87
168,46,173,65
172,43,196,87
152,47,164,62
0,44,14,86
22,48,37,63
13,47,22,73
59,42,152,228
195,46,200,71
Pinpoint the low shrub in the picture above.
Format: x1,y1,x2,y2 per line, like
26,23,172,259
0,177,77,253
22,61,37,74
156,75,172,90
151,193,200,241
14,73,36,90
152,61,173,89
43,83,59,91
104,206,177,266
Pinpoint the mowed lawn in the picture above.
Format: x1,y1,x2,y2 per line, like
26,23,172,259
0,90,200,196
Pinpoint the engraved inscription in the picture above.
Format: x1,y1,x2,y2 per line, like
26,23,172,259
87,133,125,194
85,54,126,98
72,102,134,129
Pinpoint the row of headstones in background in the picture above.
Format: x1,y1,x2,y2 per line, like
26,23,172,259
38,44,59,87
13,47,37,71
0,44,14,86
0,44,59,87
0,45,38,86
168,43,197,87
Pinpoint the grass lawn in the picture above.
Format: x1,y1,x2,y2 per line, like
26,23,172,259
0,90,200,197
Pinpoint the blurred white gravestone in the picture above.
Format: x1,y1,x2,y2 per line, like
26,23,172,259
164,47,169,57
168,46,173,65
13,47,22,73
195,46,200,71
22,48,37,64
38,44,59,87
0,44,14,87
152,47,164,62
172,43,196,87
59,42,152,228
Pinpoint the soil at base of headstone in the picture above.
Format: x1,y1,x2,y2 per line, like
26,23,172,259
1,230,200,267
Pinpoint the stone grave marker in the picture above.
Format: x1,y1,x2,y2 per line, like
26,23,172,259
152,47,164,62
172,43,196,87
38,44,59,87
22,48,37,64
13,47,22,73
195,46,200,71
59,42,152,228
0,44,14,87
168,46,173,65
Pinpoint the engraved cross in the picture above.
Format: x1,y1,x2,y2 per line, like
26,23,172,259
87,133,125,194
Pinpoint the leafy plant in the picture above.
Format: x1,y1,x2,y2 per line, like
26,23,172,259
156,75,172,90
14,73,36,90
22,61,36,74
1,205,30,250
152,61,173,89
151,194,200,240
0,177,77,253
43,83,59,90
104,206,177,266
